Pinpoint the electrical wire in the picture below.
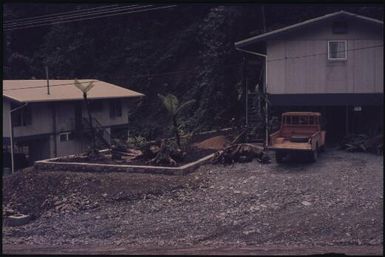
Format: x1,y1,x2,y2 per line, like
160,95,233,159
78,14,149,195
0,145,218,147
4,4,122,24
3,43,383,91
3,80,96,91
4,5,177,31
4,5,150,28
266,44,383,63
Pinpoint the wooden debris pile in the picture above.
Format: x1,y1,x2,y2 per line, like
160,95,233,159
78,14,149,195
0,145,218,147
213,143,270,165
145,139,185,166
111,144,143,161
340,133,383,154
111,139,185,166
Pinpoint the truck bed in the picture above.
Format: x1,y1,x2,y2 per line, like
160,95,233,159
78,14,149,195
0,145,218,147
269,139,312,151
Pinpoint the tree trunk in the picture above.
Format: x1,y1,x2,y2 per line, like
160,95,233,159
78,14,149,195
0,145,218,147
84,93,96,152
173,116,181,148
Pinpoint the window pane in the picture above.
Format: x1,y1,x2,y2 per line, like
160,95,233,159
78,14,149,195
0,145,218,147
329,41,346,59
110,100,122,118
59,134,67,142
68,132,74,140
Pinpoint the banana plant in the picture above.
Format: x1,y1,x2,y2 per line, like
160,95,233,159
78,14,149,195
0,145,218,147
74,79,97,153
158,93,195,148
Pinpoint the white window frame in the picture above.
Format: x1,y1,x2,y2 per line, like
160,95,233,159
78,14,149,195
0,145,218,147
59,132,73,142
328,40,347,61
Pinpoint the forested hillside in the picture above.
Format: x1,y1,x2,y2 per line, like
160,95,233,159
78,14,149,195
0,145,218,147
3,4,383,139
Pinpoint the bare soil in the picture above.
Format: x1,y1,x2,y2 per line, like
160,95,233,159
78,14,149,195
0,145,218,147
2,148,383,255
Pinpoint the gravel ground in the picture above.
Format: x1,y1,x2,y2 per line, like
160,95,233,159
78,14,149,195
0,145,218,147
2,148,383,254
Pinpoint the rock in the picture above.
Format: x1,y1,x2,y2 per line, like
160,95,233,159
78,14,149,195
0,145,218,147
301,201,312,206
5,214,31,226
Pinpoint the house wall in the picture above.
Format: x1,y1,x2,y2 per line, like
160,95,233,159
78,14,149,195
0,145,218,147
12,102,53,137
86,98,130,127
3,98,11,138
266,19,383,95
7,97,137,161
12,98,133,138
55,136,85,157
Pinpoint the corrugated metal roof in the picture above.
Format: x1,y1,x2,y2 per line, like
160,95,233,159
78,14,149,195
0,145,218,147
235,10,383,48
3,79,144,103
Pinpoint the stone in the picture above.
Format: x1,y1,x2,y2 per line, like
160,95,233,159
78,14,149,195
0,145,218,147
301,201,312,206
5,214,31,226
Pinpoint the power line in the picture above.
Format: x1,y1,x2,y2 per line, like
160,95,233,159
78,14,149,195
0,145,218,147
4,5,150,28
4,5,177,31
3,80,96,91
3,44,382,91
266,44,383,63
4,4,156,29
4,4,122,24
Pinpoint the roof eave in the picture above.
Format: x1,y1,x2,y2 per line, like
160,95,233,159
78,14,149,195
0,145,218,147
235,10,383,49
3,94,145,104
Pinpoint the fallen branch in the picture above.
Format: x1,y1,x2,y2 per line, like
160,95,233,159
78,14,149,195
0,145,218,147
213,143,270,165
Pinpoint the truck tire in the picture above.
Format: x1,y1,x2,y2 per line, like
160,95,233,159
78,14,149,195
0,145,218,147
319,145,325,152
275,152,285,163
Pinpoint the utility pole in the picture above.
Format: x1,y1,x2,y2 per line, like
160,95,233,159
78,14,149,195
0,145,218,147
45,65,50,95
245,79,248,127
9,103,28,174
261,5,266,33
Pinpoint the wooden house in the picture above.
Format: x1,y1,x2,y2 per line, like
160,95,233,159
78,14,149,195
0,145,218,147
235,11,383,141
3,79,144,169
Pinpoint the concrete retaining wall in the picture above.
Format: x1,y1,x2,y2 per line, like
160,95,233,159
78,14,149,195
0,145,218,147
34,153,215,176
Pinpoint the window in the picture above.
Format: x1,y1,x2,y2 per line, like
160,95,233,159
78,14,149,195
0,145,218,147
59,132,74,142
11,104,32,127
328,41,347,60
109,99,122,118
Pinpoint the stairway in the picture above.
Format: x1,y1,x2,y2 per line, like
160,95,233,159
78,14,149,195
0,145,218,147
246,92,265,143
81,117,111,149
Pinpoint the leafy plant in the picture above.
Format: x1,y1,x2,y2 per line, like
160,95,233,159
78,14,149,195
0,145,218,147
74,79,97,153
157,93,196,148
126,135,148,149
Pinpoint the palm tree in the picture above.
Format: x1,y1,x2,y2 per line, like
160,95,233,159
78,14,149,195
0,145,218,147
74,79,97,153
158,93,195,148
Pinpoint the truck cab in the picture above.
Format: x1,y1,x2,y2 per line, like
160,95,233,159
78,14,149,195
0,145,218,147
269,112,326,162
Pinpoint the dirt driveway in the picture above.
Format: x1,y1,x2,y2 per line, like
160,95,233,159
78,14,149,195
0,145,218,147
2,148,383,255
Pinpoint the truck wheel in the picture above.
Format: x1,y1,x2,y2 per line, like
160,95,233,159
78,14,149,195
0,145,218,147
275,152,285,163
319,145,325,152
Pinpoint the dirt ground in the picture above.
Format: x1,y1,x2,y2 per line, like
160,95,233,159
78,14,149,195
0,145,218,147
2,148,383,255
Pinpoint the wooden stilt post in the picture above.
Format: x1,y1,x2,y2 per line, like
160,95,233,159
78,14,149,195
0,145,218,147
345,105,349,135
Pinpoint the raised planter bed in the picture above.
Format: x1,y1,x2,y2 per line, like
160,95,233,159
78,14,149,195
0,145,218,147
34,128,237,175
34,128,234,175
34,151,216,176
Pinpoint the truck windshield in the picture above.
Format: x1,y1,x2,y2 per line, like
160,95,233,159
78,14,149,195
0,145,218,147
284,116,316,125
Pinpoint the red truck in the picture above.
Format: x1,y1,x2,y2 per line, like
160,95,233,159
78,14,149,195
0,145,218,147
269,112,326,163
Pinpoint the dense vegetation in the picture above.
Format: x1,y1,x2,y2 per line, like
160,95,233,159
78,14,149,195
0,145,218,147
3,4,383,139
